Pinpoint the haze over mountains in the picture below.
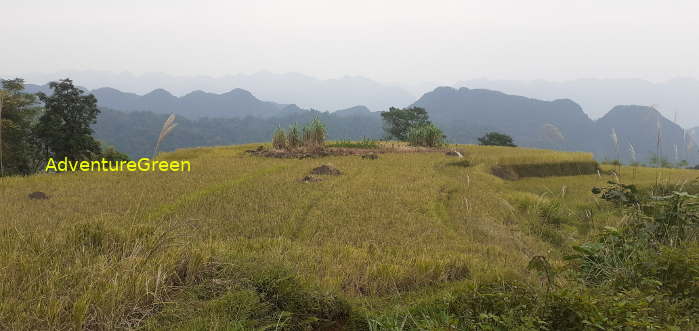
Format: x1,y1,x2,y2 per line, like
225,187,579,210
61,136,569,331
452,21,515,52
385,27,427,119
19,71,415,112
458,78,699,127
13,75,698,164
19,71,699,128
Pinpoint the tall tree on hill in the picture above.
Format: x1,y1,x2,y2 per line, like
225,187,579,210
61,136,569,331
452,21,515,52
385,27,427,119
35,79,102,161
0,79,43,175
380,106,431,141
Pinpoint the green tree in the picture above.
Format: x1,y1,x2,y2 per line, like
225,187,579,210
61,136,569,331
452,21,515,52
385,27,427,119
35,79,102,161
0,78,43,175
478,132,517,147
380,106,430,141
99,144,129,162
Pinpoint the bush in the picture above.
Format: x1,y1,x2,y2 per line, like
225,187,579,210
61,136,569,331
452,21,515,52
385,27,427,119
478,132,516,147
406,123,446,147
100,146,129,162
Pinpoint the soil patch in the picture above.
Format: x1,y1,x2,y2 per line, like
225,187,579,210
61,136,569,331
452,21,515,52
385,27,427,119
246,147,383,159
28,192,49,200
492,161,600,180
311,164,342,175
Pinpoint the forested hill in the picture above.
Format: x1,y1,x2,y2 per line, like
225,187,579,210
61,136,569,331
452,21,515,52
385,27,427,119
93,108,383,159
411,87,696,164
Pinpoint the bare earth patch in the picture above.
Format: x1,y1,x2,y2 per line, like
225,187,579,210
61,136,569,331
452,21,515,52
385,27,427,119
246,144,458,159
28,192,49,200
311,164,342,175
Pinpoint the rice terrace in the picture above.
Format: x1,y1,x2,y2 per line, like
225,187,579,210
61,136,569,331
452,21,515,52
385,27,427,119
2,140,698,329
3,1,699,330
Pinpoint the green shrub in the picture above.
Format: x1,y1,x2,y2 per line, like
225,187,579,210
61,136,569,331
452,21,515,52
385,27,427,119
406,123,446,147
478,132,517,147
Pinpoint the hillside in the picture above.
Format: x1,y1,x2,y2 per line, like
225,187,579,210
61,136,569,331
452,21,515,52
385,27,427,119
593,105,693,163
93,87,292,119
457,78,699,126
2,144,697,329
412,87,697,163
93,108,384,159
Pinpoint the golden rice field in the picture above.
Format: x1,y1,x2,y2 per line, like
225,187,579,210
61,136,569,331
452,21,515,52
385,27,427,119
1,143,697,330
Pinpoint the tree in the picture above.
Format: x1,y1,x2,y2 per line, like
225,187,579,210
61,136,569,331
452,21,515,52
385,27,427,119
478,132,516,147
380,106,430,141
0,79,43,175
100,144,130,162
35,79,102,161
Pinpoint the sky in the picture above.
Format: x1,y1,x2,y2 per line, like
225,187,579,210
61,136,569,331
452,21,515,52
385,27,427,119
2,0,698,85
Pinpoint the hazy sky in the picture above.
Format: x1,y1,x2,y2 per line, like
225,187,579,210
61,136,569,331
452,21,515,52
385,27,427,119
2,0,698,84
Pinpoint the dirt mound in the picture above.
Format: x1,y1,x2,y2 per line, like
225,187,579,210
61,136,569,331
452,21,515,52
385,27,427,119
311,164,342,175
361,154,379,160
247,146,385,159
28,192,49,200
299,175,323,183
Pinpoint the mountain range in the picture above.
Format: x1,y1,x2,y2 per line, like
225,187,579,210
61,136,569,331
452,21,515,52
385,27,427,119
16,71,699,127
457,78,699,127
413,87,695,164
18,71,416,112
14,81,697,164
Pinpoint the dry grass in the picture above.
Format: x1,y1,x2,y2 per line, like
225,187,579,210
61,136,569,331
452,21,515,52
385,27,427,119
1,143,697,329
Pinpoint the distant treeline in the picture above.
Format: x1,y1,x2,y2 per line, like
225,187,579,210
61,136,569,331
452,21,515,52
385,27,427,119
93,108,384,159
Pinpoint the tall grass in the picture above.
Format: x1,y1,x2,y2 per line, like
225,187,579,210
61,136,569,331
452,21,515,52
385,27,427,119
272,127,286,149
0,95,3,176
327,138,378,149
152,114,177,159
2,144,698,329
407,123,445,147
287,124,301,149
271,118,326,151
302,117,326,149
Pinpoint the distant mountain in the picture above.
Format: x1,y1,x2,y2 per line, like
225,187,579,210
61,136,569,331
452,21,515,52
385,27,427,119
333,106,377,118
594,106,694,164
412,87,594,152
17,79,697,164
19,71,416,112
456,78,699,127
412,87,697,164
25,84,297,119
94,87,288,118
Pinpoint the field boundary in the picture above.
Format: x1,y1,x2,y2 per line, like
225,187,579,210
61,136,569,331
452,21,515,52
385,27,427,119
492,161,599,180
